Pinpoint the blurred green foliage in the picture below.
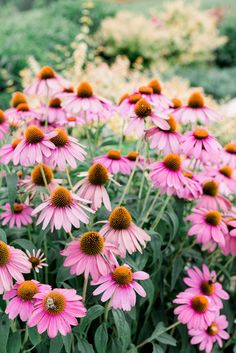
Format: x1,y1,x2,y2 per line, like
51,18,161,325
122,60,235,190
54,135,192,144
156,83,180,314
215,13,236,67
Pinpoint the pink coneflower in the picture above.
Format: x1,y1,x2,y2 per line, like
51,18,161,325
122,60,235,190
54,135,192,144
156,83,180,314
47,128,86,171
10,91,28,108
221,142,236,168
3,280,50,321
93,150,131,175
32,186,93,232
149,153,187,195
25,66,71,96
221,217,236,255
92,264,149,311
0,240,31,293
189,314,229,353
146,115,181,154
61,231,117,281
40,97,67,125
196,179,232,212
64,115,83,128
147,79,171,110
99,206,151,258
183,265,229,309
25,249,48,273
0,110,9,138
124,151,144,170
125,98,169,138
0,203,33,228
62,81,113,123
6,103,39,122
174,291,218,329
205,164,236,196
181,128,222,161
12,125,56,166
187,208,228,247
27,288,87,338
172,91,222,125
177,170,202,200
73,163,117,211
0,137,22,164
117,92,142,118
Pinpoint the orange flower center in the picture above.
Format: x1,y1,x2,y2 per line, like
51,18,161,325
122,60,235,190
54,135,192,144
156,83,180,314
148,79,162,94
16,103,30,112
129,93,142,104
134,98,152,118
31,164,54,186
205,210,221,226
50,128,68,147
63,86,74,93
25,125,44,144
163,153,181,171
12,138,21,149
43,292,66,315
49,98,62,108
201,280,215,296
13,203,24,214
127,151,139,161
172,97,182,108
17,281,38,301
88,163,109,185
107,150,121,160
207,322,219,336
118,93,129,105
0,110,6,124
77,81,93,98
188,91,205,108
224,143,236,155
203,180,219,197
166,115,177,132
67,116,77,122
0,241,10,266
28,256,40,268
219,165,233,178
11,92,27,108
80,231,104,255
139,86,153,95
51,186,72,208
113,266,133,285
182,170,193,179
193,128,209,140
191,295,209,313
109,206,132,230
38,66,55,80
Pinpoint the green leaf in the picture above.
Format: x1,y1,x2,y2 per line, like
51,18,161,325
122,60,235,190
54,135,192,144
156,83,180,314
6,173,18,210
94,323,108,353
28,327,41,346
156,333,177,347
112,310,131,350
79,305,104,334
62,333,72,353
49,335,63,353
152,343,164,353
11,238,36,252
77,338,95,353
171,257,184,290
0,229,7,243
7,332,21,353
0,314,10,353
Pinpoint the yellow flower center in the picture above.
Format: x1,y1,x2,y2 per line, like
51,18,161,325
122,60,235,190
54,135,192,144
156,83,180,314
172,97,182,108
224,143,236,155
205,210,221,226
134,98,152,118
49,98,62,108
80,231,104,255
16,103,30,112
203,180,219,197
128,93,142,104
188,91,205,108
17,281,38,301
88,163,109,185
77,81,93,98
13,203,24,214
0,241,10,266
0,110,6,124
201,280,215,296
28,256,40,268
219,165,233,178
118,93,129,105
163,153,181,171
107,150,121,160
139,86,153,95
43,292,66,315
113,266,133,285
148,79,162,94
25,125,44,144
193,128,209,140
31,164,54,186
126,151,139,161
11,92,27,108
50,128,68,147
109,206,132,230
12,138,22,149
207,322,219,336
51,186,72,208
191,295,209,313
38,66,55,80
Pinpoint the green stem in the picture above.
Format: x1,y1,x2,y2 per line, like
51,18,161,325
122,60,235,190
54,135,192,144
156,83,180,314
104,297,112,322
84,124,93,159
140,190,160,228
82,277,89,303
39,164,50,194
151,194,171,230
44,232,49,284
66,167,73,189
